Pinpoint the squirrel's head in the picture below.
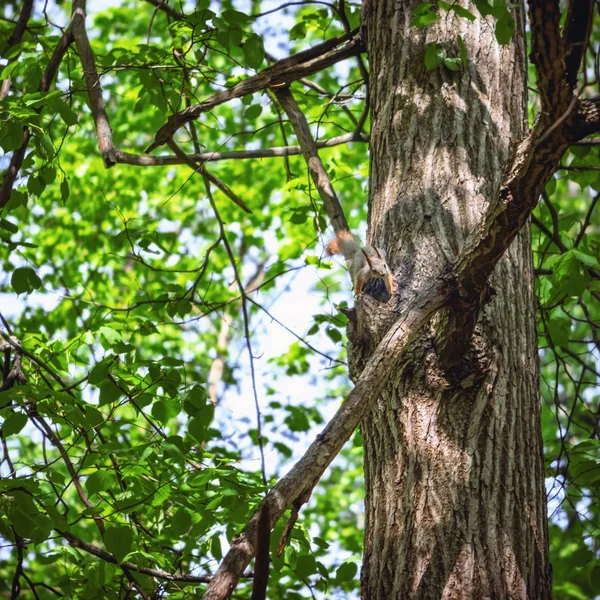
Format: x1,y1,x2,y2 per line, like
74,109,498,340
361,247,391,277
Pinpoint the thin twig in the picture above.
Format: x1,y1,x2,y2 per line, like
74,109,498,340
247,297,346,366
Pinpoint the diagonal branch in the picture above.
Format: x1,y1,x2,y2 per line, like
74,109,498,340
273,86,349,233
30,411,105,536
145,30,364,153
61,530,227,583
200,271,450,600
71,0,117,166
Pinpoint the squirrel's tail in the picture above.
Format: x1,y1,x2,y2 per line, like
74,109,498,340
325,230,361,260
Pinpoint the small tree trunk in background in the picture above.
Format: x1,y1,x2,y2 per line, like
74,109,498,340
358,1,552,598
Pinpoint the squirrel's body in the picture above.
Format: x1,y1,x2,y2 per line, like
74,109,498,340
326,230,394,296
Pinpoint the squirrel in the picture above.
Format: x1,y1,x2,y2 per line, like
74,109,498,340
326,230,395,296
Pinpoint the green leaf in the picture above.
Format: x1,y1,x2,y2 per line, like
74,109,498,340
188,416,208,444
545,176,557,196
325,327,342,343
99,379,122,405
85,407,104,428
289,22,307,40
85,471,114,496
222,9,250,24
495,11,515,46
27,175,46,197
571,548,594,566
170,508,192,535
439,1,476,21
60,178,70,203
54,98,78,126
472,0,493,17
290,209,309,224
0,218,18,233
335,560,358,583
151,399,179,425
211,533,223,561
0,120,24,152
105,525,133,562
572,249,600,269
11,267,42,294
296,554,317,578
425,43,445,71
546,316,570,346
99,326,122,347
444,57,462,71
244,104,263,120
411,3,440,27
243,34,265,70
2,412,28,437
88,362,109,384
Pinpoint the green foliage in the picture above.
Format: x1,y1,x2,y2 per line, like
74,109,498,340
413,0,515,49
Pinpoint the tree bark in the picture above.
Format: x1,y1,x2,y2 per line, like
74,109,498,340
359,2,551,598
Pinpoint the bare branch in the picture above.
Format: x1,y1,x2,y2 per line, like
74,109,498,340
115,133,368,165
143,0,185,20
274,86,349,233
574,190,600,246
201,273,450,600
145,30,364,153
573,136,600,145
71,0,117,166
61,530,221,583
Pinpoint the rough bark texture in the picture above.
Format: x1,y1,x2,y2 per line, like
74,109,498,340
359,2,551,599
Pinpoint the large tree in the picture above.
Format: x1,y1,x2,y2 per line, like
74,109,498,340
1,1,599,599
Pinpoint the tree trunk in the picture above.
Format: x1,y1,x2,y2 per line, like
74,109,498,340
358,2,552,598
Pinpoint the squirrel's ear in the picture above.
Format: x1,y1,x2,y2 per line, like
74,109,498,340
361,248,373,268
373,246,383,259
